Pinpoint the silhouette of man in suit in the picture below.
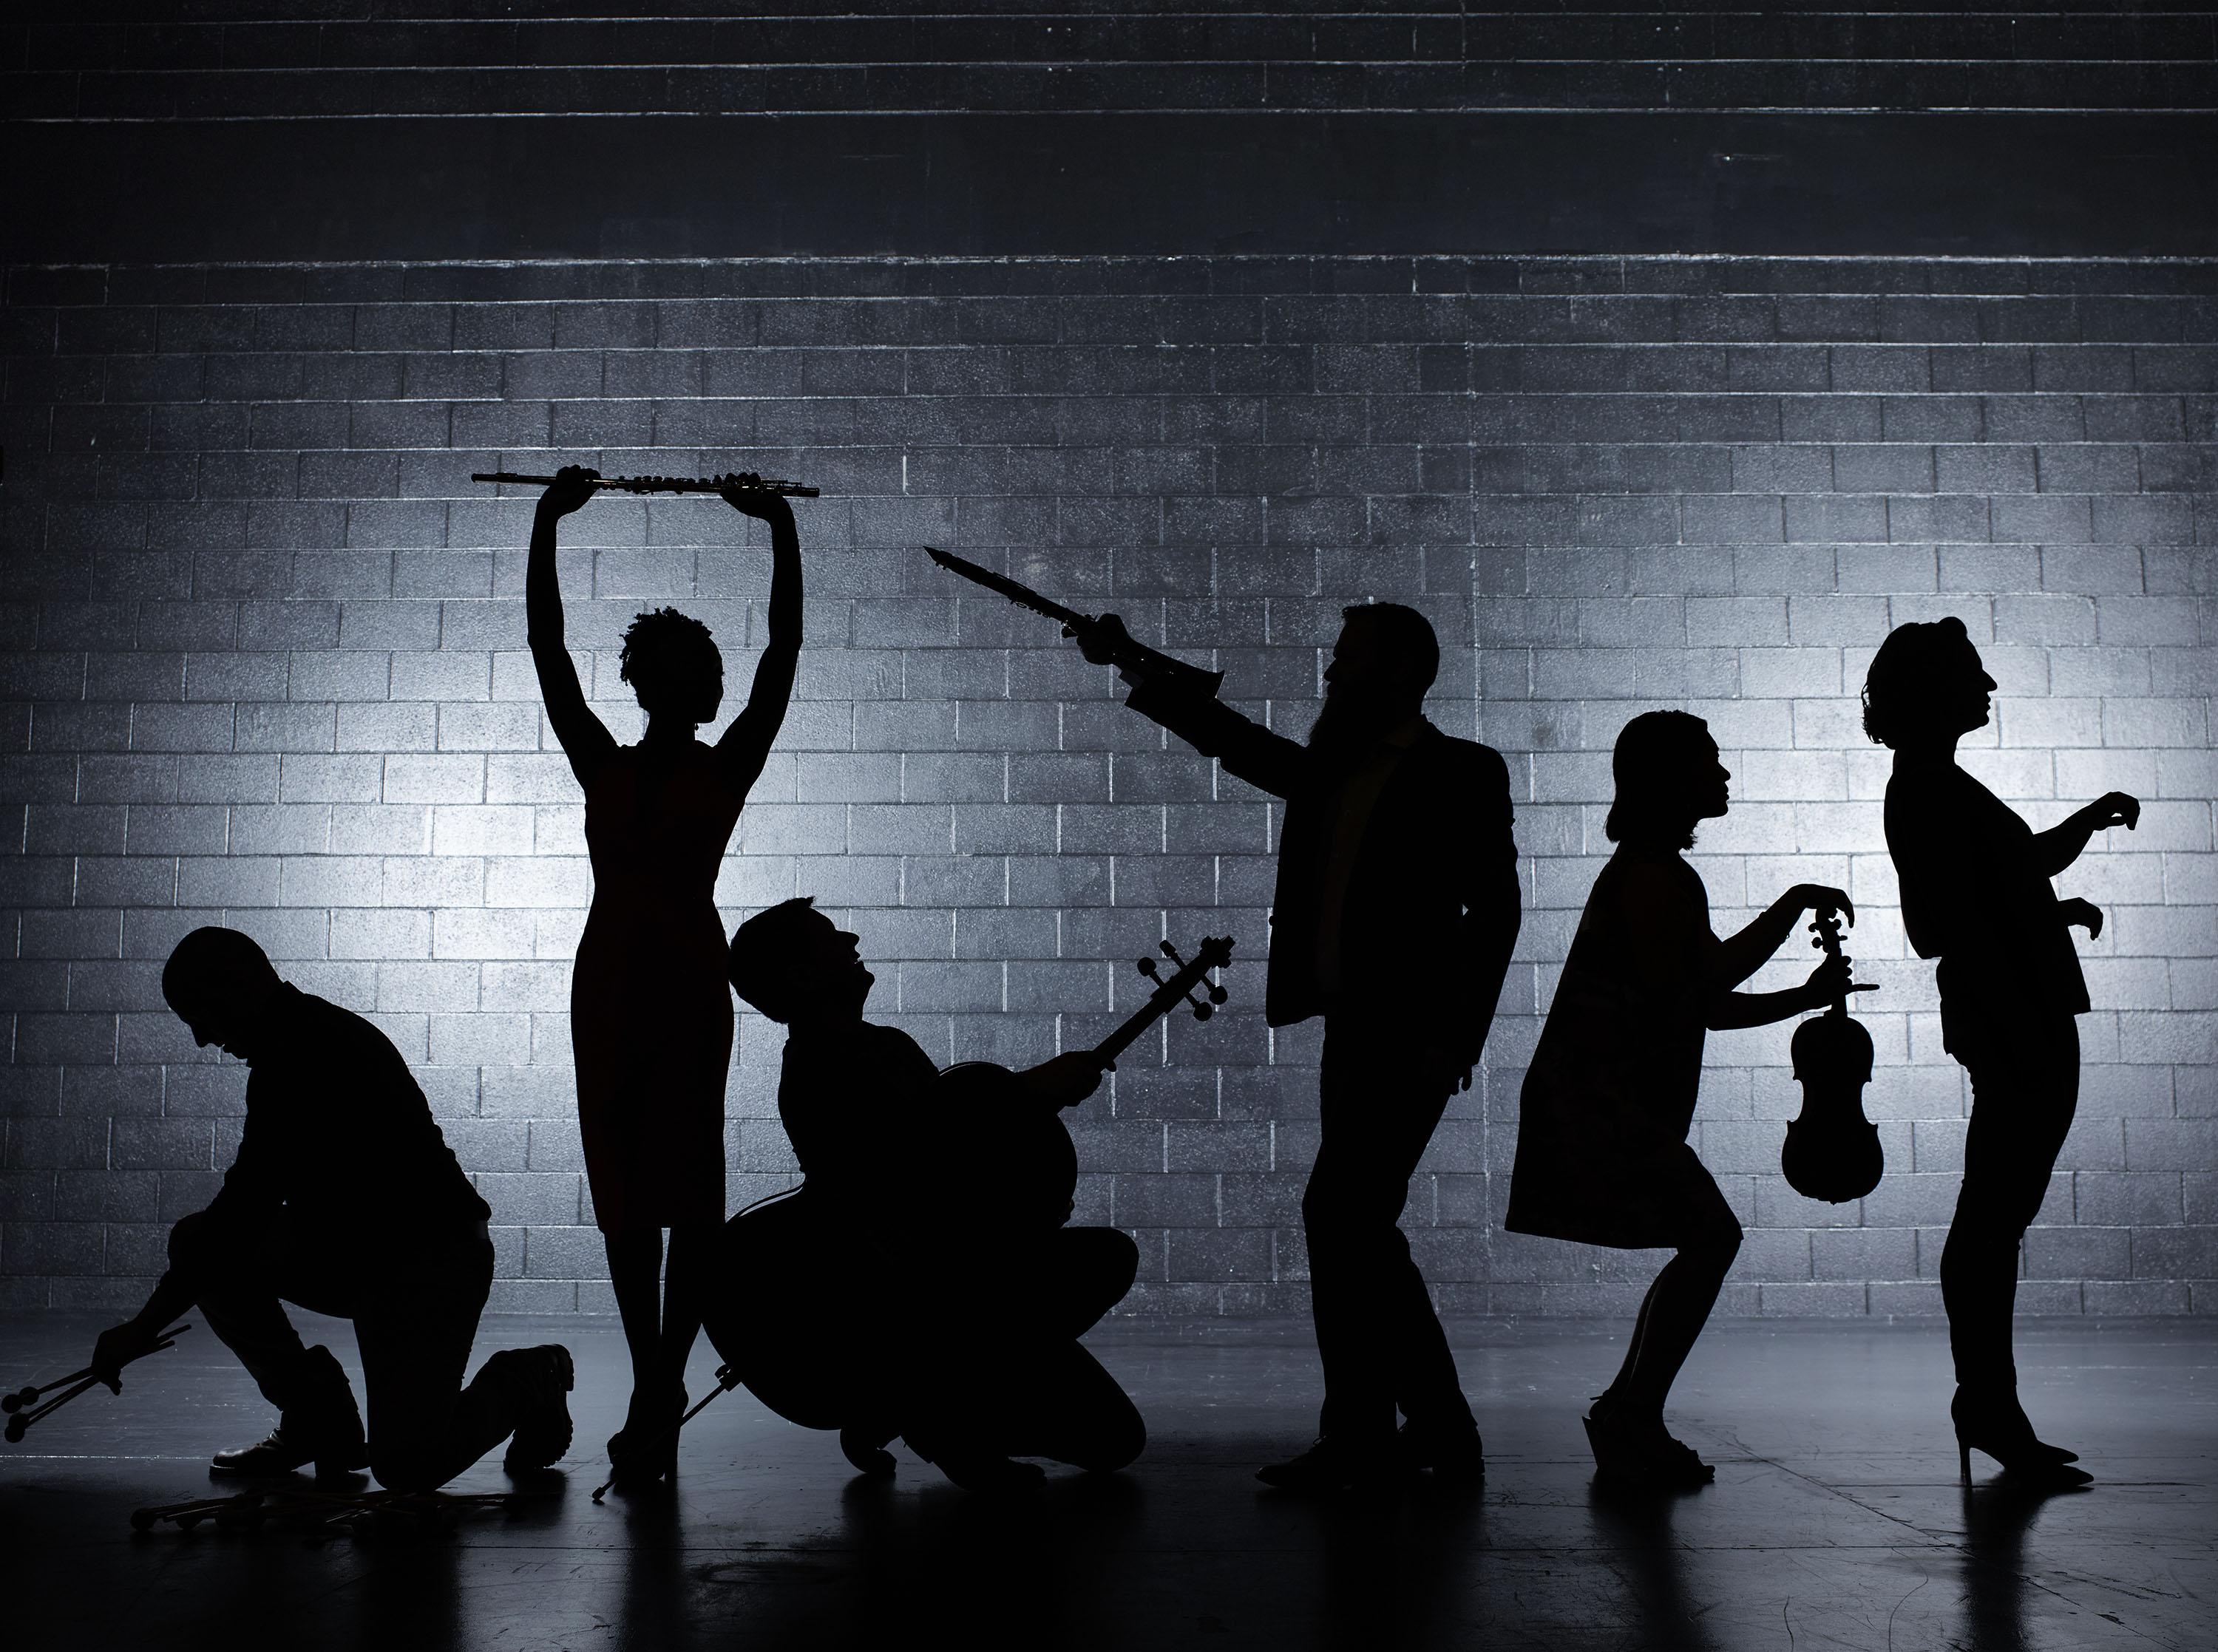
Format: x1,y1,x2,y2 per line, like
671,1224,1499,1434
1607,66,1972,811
87,928,572,1492
725,898,1145,1492
1071,602,1519,1489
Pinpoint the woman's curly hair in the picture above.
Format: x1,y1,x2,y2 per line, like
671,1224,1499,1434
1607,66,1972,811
618,607,722,715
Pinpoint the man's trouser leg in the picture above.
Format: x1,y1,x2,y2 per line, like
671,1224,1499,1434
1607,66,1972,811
1036,1227,1139,1340
894,1227,1143,1472
166,1209,364,1447
352,1223,503,1492
994,1339,1147,1472
1307,1019,1473,1444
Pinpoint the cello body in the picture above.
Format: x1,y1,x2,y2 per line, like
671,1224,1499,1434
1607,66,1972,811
1780,907,1884,1204
705,1066,1084,1434
705,1187,874,1430
701,937,1232,1438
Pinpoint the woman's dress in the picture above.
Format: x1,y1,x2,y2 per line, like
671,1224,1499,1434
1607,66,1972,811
572,741,744,1232
1504,844,1729,1249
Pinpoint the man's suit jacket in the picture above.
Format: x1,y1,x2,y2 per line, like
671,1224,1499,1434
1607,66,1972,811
1126,680,1520,1054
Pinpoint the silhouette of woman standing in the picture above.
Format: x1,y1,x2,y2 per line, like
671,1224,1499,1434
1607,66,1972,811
1507,711,1865,1487
529,465,802,1485
1866,617,2132,1488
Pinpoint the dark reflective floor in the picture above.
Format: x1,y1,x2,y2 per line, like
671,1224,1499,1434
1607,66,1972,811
3,1316,2211,1651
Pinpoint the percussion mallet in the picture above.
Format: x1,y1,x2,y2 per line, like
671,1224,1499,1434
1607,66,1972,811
3,1324,190,1444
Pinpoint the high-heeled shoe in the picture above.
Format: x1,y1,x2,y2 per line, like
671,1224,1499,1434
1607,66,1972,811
1582,1404,1713,1490
606,1383,687,1489
1946,1387,2078,1463
1950,1389,2091,1488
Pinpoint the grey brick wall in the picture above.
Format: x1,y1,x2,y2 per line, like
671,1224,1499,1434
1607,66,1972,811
3,253,2211,1316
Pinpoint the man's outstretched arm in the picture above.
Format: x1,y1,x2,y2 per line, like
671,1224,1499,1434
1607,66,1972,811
1068,613,1308,799
1121,673,1309,801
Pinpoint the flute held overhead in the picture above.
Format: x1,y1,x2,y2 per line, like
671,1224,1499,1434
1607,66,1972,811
475,471,819,498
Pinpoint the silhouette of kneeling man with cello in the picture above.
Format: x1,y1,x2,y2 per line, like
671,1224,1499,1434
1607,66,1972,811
86,928,574,1493
710,900,1230,1492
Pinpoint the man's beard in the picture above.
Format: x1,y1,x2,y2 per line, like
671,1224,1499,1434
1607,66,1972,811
1305,687,1396,763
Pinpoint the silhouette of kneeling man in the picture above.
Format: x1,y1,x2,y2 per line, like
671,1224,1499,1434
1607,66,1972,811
88,928,573,1492
724,899,1145,1492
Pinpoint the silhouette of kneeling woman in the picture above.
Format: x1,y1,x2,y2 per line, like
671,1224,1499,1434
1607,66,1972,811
528,465,802,1486
1866,616,2133,1488
1506,711,1867,1487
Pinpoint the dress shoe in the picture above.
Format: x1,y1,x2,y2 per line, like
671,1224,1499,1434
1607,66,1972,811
1399,1421,1486,1483
210,1427,370,1481
1255,1436,1410,1494
840,1422,898,1478
211,1345,366,1481
489,1345,574,1472
930,1451,1045,1495
1582,1404,1713,1490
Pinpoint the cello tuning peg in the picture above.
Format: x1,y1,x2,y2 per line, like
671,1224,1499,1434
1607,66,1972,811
1136,956,1161,979
1206,982,1228,1005
1159,939,1187,968
1190,1000,1215,1022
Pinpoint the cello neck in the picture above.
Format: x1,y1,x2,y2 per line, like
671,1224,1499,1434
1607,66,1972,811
1091,937,1232,1066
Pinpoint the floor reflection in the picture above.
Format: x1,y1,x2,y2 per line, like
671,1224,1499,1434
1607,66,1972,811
1584,1481,1718,1652
10,1319,2209,1652
1956,1478,2086,1651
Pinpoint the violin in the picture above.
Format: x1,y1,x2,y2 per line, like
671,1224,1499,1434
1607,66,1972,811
1780,905,1883,1204
937,936,1236,1235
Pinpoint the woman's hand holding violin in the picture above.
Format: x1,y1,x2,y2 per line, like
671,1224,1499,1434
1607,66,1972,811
1781,884,1856,927
1800,951,1876,1011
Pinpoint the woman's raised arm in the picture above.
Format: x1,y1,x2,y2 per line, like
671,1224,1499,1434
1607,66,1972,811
713,478,802,797
529,466,620,786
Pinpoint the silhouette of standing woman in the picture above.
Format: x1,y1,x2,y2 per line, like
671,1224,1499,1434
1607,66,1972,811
1507,711,1865,1487
529,464,802,1485
1866,617,2131,1488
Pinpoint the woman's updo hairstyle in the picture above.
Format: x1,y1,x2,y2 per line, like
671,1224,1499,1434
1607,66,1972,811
1606,710,1713,850
1861,615,1972,749
619,607,722,719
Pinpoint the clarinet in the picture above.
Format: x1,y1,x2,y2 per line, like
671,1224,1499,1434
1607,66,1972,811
472,472,818,497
